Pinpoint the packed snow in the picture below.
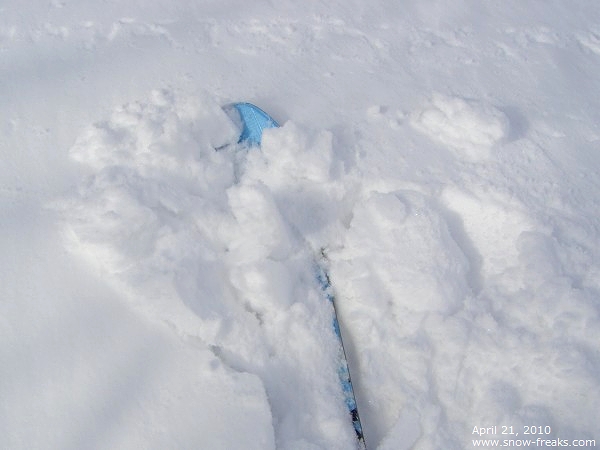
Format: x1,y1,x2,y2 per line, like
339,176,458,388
2,1,600,449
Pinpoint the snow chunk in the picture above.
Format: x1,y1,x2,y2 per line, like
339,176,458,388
440,185,536,280
227,182,294,262
260,121,334,184
242,121,350,248
411,93,509,161
334,189,470,314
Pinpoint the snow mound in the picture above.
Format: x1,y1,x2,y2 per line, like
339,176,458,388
411,93,509,161
55,90,356,449
330,189,472,445
335,190,470,314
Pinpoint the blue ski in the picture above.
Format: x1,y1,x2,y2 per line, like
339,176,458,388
224,102,366,448
315,261,366,448
224,102,279,147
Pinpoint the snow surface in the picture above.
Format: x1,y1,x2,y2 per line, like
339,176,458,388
2,1,600,449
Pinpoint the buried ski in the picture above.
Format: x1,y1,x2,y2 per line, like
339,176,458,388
315,260,366,448
224,102,366,448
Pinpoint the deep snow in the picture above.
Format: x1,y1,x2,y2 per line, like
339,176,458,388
2,1,600,449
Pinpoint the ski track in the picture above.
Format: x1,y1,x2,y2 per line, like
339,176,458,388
2,0,600,448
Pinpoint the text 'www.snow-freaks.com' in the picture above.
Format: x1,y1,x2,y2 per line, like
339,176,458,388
472,438,596,447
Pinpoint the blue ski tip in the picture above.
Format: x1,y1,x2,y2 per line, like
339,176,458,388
224,102,279,147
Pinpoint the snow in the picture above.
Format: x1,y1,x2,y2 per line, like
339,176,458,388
411,94,509,161
2,1,600,449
